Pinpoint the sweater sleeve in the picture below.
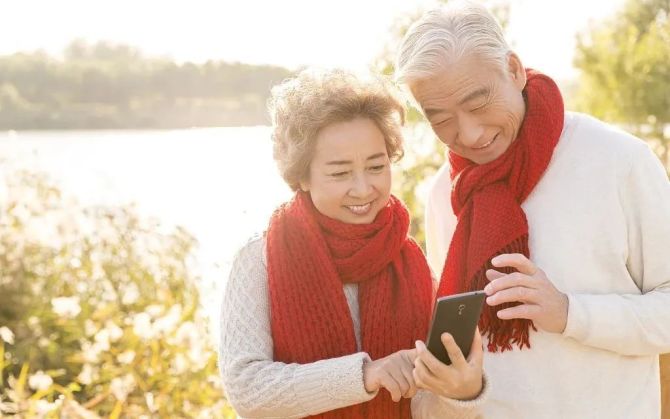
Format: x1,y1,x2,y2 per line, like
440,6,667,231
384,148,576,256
218,237,376,418
411,373,489,419
563,144,670,355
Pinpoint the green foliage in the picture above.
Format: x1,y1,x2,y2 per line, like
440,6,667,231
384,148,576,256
0,40,294,129
574,0,670,166
0,169,235,418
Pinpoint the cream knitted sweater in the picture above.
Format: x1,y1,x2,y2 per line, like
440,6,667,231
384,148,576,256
425,112,670,418
219,236,487,418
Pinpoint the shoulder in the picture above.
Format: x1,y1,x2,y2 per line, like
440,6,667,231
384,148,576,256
230,233,267,273
427,158,454,214
562,112,650,160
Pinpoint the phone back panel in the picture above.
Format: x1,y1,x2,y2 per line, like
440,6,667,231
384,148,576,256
425,291,486,365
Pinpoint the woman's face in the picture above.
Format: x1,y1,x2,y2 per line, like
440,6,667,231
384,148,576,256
300,117,392,224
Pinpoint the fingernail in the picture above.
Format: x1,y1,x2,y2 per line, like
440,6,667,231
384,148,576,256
484,285,492,294
491,257,501,266
415,340,425,350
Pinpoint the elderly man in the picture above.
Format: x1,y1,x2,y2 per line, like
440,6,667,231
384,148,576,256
396,2,670,418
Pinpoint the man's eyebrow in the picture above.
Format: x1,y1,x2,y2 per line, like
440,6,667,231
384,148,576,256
458,87,490,105
424,107,444,119
422,87,490,118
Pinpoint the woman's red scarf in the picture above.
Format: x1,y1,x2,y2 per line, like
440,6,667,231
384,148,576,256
437,69,564,352
267,192,433,418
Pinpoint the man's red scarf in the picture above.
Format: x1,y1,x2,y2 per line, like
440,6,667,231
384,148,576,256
267,192,433,418
437,69,564,352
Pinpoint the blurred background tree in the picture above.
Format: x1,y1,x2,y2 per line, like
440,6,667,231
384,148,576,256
574,0,670,167
0,40,293,129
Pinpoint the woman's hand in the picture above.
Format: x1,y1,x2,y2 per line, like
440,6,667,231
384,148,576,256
413,329,484,400
363,349,418,402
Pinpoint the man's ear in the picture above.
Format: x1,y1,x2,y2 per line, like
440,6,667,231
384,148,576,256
507,52,527,90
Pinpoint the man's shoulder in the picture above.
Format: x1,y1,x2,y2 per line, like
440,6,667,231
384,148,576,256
427,157,453,204
563,112,649,156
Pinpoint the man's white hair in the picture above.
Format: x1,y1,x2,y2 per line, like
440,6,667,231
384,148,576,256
395,1,511,84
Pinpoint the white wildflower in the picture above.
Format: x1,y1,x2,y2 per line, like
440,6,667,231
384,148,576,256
51,296,81,318
145,392,158,412
121,282,140,305
28,370,53,391
35,399,58,415
110,374,135,401
170,353,189,375
0,326,14,344
81,341,101,363
117,350,135,364
77,364,95,385
105,321,123,342
132,312,154,340
93,329,110,352
145,305,163,318
154,304,182,335
85,319,97,336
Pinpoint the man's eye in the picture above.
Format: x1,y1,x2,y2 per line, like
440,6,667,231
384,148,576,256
433,118,451,126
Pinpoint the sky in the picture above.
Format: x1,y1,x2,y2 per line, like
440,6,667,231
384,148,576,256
1,0,626,81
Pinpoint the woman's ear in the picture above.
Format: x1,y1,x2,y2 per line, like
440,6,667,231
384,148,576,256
299,179,310,192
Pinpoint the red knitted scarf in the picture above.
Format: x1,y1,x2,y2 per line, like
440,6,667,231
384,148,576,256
437,69,564,352
267,192,433,419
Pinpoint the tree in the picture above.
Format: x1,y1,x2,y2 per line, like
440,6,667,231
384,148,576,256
574,0,670,167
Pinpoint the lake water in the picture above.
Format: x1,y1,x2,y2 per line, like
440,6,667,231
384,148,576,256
0,128,294,339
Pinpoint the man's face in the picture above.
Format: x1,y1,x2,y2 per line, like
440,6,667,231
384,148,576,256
408,54,527,164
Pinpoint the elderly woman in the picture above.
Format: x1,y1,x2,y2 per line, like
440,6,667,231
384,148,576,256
219,68,487,418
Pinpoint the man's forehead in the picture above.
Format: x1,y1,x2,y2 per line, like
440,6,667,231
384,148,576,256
411,74,491,112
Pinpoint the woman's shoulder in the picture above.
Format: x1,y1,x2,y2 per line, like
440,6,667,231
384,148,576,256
232,233,267,269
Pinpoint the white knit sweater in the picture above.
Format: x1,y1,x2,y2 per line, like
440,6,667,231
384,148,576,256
219,235,488,418
425,112,670,418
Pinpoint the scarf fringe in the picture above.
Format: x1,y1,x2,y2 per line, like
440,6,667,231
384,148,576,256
468,235,537,352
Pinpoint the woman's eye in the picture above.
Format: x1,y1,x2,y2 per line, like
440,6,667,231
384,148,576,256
330,171,349,178
433,118,451,126
369,165,385,172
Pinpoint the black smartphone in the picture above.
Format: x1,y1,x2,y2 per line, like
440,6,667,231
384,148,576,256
425,290,486,365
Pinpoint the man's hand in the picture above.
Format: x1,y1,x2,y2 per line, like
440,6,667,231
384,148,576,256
363,349,418,402
484,253,568,333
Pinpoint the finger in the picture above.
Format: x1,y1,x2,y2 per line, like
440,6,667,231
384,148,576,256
491,253,538,275
387,365,411,399
484,272,535,296
413,357,442,391
401,363,418,398
379,370,402,402
416,340,447,376
403,348,418,364
486,285,539,306
441,332,468,368
485,269,505,281
468,327,484,365
497,304,541,320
